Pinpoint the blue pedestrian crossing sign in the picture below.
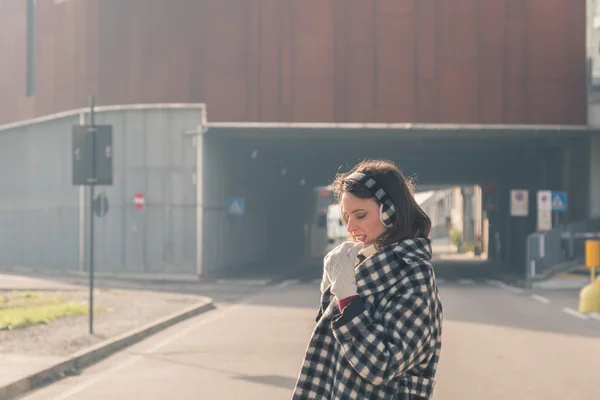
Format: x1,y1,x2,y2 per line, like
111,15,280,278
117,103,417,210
551,191,567,212
227,197,245,216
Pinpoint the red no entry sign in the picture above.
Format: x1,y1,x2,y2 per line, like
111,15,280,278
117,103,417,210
134,192,145,210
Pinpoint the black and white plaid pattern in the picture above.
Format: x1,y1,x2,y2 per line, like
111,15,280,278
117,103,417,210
347,172,396,227
293,237,443,400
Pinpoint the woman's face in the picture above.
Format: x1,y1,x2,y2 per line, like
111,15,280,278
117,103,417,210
341,191,387,246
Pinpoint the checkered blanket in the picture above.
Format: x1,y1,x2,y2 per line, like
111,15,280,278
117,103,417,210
293,237,443,399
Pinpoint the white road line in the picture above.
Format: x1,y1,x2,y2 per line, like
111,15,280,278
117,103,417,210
562,307,589,320
436,278,445,284
485,279,524,294
277,279,300,288
589,313,600,321
457,279,474,285
531,294,550,304
216,279,271,286
311,278,321,285
500,284,525,294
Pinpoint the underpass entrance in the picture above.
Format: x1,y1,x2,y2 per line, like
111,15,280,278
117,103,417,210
202,123,593,280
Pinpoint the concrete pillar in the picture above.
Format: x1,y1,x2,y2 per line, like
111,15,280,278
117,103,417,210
461,186,475,243
195,128,205,278
482,216,489,256
571,138,590,221
557,139,590,224
559,143,572,226
587,103,600,218
589,135,600,218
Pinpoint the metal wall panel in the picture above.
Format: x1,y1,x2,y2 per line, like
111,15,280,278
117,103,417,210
374,4,416,122
0,106,203,276
505,0,527,123
289,0,335,122
90,107,200,275
0,114,81,270
0,0,588,126
478,0,507,123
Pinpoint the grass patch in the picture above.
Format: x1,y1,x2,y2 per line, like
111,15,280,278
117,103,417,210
0,291,55,310
0,291,103,330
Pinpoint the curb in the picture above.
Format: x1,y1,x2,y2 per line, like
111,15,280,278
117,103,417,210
0,297,215,400
513,261,585,289
0,267,201,285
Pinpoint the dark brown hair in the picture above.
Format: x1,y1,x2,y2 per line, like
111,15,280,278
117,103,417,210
331,159,431,249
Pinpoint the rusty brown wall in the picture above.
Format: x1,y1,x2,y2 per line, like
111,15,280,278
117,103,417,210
0,0,586,125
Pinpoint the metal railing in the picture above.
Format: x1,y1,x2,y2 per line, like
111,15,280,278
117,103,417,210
526,218,600,280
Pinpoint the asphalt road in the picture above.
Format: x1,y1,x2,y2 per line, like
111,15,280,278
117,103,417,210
20,250,600,400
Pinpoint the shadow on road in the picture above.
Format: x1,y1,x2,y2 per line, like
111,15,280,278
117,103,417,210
125,351,297,391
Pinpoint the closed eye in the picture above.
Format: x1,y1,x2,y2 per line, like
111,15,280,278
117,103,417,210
342,210,367,223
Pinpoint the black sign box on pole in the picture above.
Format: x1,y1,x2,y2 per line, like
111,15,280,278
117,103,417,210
72,125,113,186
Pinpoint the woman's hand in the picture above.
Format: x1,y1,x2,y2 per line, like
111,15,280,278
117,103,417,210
324,241,364,299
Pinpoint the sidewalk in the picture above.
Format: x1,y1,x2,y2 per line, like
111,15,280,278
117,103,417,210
0,273,214,400
531,273,591,291
0,274,77,397
0,273,79,291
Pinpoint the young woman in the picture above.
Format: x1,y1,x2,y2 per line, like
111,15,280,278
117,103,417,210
293,159,443,400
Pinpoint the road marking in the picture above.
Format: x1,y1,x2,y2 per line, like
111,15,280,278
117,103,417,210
531,294,550,304
47,297,250,399
485,279,524,294
216,279,270,286
311,278,321,285
589,313,600,321
500,284,524,294
277,279,300,288
436,278,445,284
562,307,589,320
457,279,474,285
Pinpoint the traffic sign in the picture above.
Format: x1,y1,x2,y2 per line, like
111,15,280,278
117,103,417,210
510,189,528,216
551,191,567,212
537,210,552,231
537,190,552,212
72,124,113,186
537,190,552,231
134,192,145,210
93,193,109,217
227,197,245,216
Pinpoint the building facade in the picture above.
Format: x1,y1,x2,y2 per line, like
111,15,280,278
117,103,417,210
0,0,586,126
0,105,204,277
587,0,600,218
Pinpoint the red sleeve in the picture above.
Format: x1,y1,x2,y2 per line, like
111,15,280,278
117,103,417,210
338,295,359,312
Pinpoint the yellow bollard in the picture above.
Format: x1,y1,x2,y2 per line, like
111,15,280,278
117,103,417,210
579,284,600,313
585,240,600,269
579,240,600,313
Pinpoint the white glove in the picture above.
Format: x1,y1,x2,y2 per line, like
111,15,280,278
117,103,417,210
320,266,331,293
324,241,364,300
